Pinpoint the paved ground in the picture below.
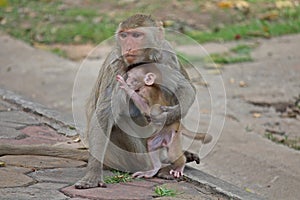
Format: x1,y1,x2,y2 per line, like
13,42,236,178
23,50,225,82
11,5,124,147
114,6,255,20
0,31,300,199
0,94,257,200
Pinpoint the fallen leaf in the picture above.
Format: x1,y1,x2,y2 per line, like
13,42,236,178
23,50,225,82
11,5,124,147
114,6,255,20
235,1,249,11
72,136,81,143
0,161,5,167
217,1,234,8
275,0,294,9
163,20,175,27
253,112,261,118
259,10,279,20
33,42,49,50
245,187,254,193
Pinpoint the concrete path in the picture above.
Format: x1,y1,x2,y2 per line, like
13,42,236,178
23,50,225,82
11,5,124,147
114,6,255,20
0,93,260,199
0,32,299,199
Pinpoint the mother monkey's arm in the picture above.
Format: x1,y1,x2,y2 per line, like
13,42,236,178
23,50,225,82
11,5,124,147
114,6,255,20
151,64,196,126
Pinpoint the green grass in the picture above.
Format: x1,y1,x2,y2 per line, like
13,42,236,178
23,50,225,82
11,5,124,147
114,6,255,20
265,132,300,151
104,170,133,184
230,44,254,54
204,43,255,64
154,185,180,197
51,48,67,58
0,0,115,44
187,15,300,43
1,0,300,47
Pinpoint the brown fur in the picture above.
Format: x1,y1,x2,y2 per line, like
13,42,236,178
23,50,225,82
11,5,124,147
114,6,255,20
0,14,198,189
118,64,211,178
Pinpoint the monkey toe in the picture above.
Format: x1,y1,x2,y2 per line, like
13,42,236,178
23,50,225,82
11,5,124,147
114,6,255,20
75,181,95,189
169,169,183,178
75,176,104,189
156,168,175,180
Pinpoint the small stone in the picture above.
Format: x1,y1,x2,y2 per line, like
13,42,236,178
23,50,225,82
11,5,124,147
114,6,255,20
239,80,247,87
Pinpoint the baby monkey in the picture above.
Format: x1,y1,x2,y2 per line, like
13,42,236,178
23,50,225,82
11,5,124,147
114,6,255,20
117,63,212,179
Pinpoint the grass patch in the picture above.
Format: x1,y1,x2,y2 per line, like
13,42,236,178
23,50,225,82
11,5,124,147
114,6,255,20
154,185,180,197
265,132,300,151
50,48,67,58
104,170,133,184
187,6,300,43
208,53,252,64
0,0,115,44
205,43,255,64
188,19,300,43
1,0,300,48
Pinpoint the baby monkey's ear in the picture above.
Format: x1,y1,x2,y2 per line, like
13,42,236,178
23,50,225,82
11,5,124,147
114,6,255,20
144,72,156,86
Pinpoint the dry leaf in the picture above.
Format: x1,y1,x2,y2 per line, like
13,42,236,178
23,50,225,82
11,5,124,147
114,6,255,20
275,1,294,9
0,161,5,167
253,112,261,118
73,136,81,143
33,43,49,50
259,10,279,20
217,1,234,8
235,1,249,11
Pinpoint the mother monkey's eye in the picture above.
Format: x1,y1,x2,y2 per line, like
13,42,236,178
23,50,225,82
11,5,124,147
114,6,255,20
119,32,128,39
132,32,144,39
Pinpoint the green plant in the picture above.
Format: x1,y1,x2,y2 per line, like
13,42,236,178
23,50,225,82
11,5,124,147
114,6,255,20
154,185,180,197
104,170,133,184
265,132,300,151
204,43,255,64
51,48,67,58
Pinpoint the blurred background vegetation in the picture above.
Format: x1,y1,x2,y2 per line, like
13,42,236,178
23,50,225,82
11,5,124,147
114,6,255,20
0,0,299,60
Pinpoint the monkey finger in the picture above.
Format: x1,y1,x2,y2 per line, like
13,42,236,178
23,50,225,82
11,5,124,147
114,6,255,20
151,113,167,125
160,105,179,112
116,75,124,82
116,74,122,79
169,169,183,178
160,106,169,112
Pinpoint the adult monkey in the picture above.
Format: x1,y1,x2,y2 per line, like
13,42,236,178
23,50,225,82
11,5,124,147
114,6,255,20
75,14,196,189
